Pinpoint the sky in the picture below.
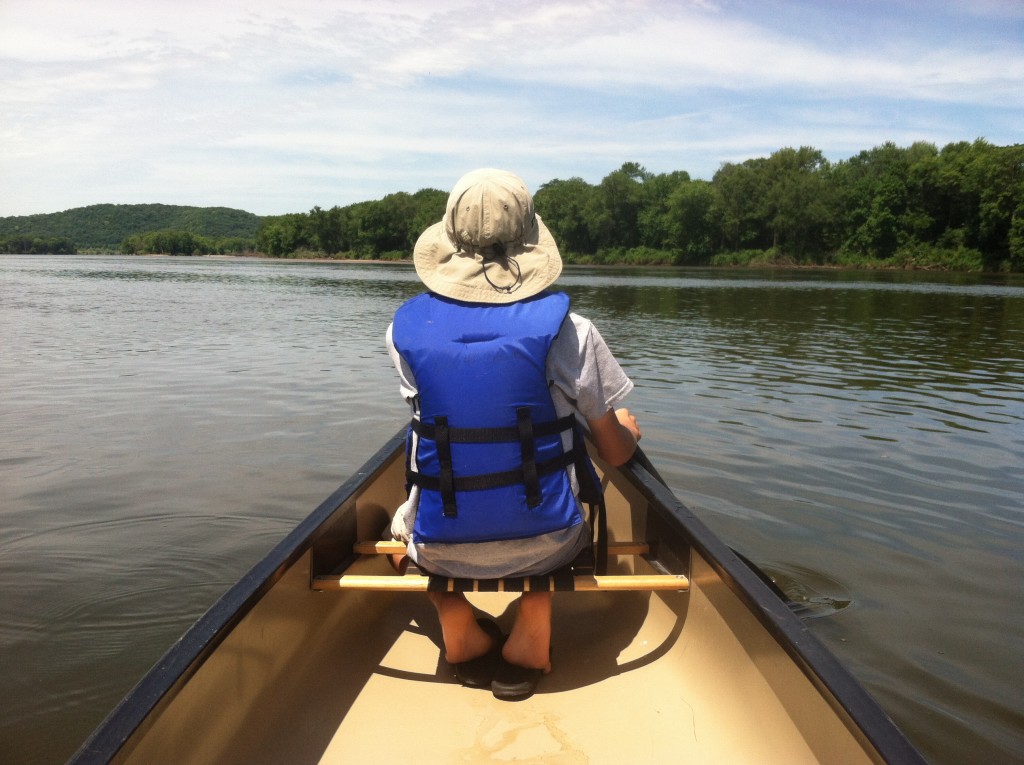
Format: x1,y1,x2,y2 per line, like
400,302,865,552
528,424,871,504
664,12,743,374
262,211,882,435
1,0,1022,218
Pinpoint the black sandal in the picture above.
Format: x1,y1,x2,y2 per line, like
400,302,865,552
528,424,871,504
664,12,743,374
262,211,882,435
491,657,544,701
452,618,503,689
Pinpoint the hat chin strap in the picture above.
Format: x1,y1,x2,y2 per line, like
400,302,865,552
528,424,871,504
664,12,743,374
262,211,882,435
481,253,522,294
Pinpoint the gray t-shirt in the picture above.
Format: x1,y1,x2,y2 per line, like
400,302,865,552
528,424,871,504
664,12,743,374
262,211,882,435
386,311,634,578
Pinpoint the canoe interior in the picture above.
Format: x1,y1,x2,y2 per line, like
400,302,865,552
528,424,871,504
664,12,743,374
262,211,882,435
74,432,922,765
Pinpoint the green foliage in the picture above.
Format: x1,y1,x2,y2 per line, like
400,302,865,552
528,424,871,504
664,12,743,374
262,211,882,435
0,203,260,250
538,165,715,264
4,140,1021,271
255,213,312,257
545,143,1021,271
120,229,255,256
831,141,939,259
1009,210,1024,271
829,139,1023,271
663,179,715,263
0,235,77,254
710,146,835,259
710,249,797,267
254,189,446,259
534,177,598,253
564,246,679,266
831,244,984,271
630,247,678,265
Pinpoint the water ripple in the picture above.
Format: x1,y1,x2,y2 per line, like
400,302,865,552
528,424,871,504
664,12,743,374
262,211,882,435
2,257,1022,765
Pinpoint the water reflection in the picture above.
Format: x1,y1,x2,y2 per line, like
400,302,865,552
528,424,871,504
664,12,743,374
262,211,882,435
1,256,1022,765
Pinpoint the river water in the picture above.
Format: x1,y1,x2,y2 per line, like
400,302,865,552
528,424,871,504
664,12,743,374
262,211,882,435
1,255,1022,764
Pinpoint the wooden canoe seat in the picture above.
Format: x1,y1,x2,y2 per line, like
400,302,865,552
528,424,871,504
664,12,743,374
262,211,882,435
311,540,689,592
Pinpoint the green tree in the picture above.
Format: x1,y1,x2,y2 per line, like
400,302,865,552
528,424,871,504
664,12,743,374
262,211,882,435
120,229,209,255
344,193,415,256
308,205,344,254
591,162,652,250
255,214,312,257
760,147,834,258
966,140,1024,269
1009,207,1024,269
534,177,598,254
831,141,940,260
0,204,260,250
710,147,835,260
409,188,447,249
711,158,771,251
664,179,716,262
637,170,691,251
9,143,1019,269
0,235,76,254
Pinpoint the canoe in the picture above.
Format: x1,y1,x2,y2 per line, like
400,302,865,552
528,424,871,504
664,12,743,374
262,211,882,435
70,430,926,764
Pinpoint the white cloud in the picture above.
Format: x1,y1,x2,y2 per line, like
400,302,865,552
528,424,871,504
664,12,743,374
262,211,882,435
1,0,1021,216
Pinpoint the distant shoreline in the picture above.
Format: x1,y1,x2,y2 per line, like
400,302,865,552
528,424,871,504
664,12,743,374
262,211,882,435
10,251,1020,275
203,253,410,265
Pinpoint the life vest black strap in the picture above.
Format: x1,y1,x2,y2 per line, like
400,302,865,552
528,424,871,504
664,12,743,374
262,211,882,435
407,414,597,529
410,414,576,444
566,424,608,574
433,416,458,518
406,449,577,495
517,407,541,507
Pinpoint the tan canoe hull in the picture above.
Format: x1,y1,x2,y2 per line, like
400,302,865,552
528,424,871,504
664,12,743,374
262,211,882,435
72,433,923,765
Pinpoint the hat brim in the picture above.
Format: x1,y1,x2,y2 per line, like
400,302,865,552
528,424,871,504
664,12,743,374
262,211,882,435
412,214,562,304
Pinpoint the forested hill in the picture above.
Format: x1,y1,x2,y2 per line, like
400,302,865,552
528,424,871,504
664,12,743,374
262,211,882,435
0,203,261,249
3,139,1022,270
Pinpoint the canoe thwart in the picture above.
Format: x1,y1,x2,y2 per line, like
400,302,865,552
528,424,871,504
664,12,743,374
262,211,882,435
354,539,652,557
320,540,682,591
311,572,688,593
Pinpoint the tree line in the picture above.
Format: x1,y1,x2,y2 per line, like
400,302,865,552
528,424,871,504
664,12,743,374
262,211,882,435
254,189,447,259
0,203,260,250
119,230,255,256
0,235,76,254
254,139,1022,272
533,140,1021,271
5,140,1020,270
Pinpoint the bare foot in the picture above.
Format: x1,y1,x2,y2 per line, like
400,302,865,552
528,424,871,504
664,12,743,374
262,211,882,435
445,620,496,664
429,592,496,664
502,591,552,672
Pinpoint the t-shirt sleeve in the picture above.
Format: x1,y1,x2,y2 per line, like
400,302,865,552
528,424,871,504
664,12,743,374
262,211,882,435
386,322,419,402
548,313,634,422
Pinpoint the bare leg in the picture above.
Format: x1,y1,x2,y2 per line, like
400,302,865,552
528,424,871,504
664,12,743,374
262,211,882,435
387,552,409,574
501,591,552,672
427,591,496,664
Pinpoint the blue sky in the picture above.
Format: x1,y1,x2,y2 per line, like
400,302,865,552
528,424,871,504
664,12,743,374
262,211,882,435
1,0,1022,217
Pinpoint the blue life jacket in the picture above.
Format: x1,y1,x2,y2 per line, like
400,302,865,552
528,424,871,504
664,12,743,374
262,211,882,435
392,290,593,545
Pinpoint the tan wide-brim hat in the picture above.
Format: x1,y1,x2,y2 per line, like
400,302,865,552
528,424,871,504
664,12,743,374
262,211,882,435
413,168,562,304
